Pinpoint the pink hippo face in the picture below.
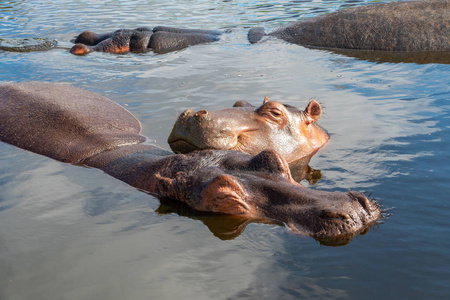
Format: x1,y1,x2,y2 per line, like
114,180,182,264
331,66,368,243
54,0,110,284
168,98,330,163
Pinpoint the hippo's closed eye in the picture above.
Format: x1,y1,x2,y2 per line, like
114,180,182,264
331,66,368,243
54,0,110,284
257,101,288,126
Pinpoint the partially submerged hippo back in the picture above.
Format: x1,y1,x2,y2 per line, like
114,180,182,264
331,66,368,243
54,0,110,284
250,0,450,52
0,82,145,163
168,97,329,163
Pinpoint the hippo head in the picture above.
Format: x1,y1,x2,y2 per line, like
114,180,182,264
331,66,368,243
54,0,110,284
153,149,381,245
168,98,330,163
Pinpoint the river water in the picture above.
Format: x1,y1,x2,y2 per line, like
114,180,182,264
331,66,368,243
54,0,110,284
1,0,449,299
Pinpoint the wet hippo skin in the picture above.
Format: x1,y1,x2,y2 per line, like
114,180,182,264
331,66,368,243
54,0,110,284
168,97,329,163
71,26,221,55
0,82,381,245
248,0,450,52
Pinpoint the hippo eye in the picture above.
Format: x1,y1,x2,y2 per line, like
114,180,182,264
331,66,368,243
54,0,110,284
271,110,282,116
267,108,283,119
257,103,287,126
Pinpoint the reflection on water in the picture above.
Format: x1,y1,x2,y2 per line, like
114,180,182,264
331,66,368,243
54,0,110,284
328,48,450,64
1,0,450,299
157,197,281,241
289,153,323,184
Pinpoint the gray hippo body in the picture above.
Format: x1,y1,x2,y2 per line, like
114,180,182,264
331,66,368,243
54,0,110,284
249,0,449,53
0,82,381,245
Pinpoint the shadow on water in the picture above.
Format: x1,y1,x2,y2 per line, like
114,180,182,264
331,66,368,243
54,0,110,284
324,48,450,65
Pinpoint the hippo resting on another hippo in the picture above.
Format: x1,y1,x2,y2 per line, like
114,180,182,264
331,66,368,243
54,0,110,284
249,0,449,53
168,97,329,164
0,82,381,245
71,26,221,55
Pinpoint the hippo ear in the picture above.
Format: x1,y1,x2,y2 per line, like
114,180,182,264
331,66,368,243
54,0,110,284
305,99,322,124
233,100,255,108
201,174,251,215
249,149,293,182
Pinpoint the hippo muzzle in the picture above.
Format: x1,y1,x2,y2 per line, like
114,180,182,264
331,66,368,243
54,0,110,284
168,107,257,152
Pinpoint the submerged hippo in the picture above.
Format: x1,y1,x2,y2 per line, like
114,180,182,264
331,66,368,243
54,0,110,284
0,82,381,245
248,0,450,52
168,97,329,163
71,26,221,55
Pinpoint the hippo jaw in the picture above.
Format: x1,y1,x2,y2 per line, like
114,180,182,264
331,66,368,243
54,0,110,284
168,98,330,163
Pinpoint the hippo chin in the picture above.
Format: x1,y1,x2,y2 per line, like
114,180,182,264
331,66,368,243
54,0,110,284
71,26,221,55
168,97,329,163
249,0,449,54
0,82,381,245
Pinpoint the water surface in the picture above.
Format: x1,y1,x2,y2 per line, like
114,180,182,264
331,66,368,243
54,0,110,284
1,0,449,299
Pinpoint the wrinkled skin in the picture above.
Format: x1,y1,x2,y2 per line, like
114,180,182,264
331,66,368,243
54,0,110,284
168,97,329,163
249,0,449,52
71,26,221,55
0,82,381,245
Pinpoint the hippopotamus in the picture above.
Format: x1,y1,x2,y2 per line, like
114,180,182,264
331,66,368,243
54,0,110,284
71,26,221,55
0,82,381,245
168,97,329,164
248,0,450,52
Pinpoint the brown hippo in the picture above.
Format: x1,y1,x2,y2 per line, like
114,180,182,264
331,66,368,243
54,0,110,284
71,26,221,55
0,82,381,245
248,0,450,52
168,97,329,163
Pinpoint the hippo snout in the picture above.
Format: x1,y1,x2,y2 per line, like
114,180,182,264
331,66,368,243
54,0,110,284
177,108,210,122
279,188,381,246
168,108,219,153
320,211,351,220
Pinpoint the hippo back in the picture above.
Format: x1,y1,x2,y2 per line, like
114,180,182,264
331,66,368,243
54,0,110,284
272,0,450,52
0,82,145,163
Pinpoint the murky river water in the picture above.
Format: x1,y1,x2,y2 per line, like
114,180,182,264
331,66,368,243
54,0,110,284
1,0,449,299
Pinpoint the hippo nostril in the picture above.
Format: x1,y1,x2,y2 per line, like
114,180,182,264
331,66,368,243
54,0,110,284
320,210,350,220
195,110,208,116
348,191,373,212
194,110,210,120
180,109,195,119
